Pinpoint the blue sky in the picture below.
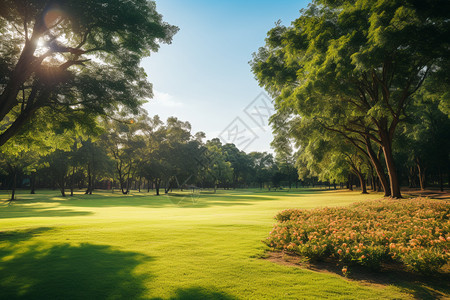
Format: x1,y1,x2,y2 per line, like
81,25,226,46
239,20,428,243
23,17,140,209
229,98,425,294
141,0,309,152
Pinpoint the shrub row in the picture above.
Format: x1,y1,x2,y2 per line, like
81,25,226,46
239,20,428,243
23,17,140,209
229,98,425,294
265,198,449,274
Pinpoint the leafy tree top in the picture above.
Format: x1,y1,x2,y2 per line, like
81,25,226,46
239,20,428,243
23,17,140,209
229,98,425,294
251,0,449,126
0,0,178,146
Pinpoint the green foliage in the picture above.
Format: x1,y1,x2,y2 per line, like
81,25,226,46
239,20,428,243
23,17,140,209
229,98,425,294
0,0,178,145
100,112,148,194
394,88,450,189
202,139,233,189
251,0,450,197
222,143,254,187
248,151,277,188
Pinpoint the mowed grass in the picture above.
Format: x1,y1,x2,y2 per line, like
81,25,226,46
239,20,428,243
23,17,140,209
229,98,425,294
0,188,442,299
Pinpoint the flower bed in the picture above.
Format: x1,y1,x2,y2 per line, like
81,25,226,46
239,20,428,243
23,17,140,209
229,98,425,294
265,198,449,274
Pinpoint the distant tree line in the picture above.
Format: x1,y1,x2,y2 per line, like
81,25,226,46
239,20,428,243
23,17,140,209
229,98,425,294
0,111,307,200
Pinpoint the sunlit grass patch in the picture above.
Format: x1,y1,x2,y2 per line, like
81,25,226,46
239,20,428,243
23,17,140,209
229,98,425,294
0,189,445,299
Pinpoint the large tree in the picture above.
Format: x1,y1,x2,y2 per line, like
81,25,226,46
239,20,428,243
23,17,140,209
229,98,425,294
0,0,177,146
248,151,276,190
222,143,253,188
202,139,233,193
101,113,147,194
251,0,450,197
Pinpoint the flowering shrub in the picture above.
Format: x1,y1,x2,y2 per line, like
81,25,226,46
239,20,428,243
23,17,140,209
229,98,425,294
265,198,449,274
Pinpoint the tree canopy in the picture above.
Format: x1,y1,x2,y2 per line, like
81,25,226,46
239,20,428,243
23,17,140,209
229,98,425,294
0,0,178,146
251,0,450,197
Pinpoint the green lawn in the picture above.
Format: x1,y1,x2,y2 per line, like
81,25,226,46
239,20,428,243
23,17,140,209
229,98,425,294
0,189,444,299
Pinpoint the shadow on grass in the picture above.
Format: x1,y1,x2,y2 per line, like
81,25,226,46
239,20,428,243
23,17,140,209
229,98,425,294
0,229,237,300
0,188,352,213
0,201,93,219
0,227,54,241
251,188,328,194
268,252,450,299
161,287,237,300
343,264,450,299
0,191,277,209
0,209,93,219
0,241,152,299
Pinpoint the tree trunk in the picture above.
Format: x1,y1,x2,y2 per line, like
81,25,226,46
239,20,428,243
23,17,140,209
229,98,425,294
58,177,66,197
370,173,376,191
89,174,95,195
10,169,17,201
416,158,426,191
381,138,401,198
365,138,390,196
116,162,129,194
121,175,129,194
155,179,160,196
123,164,132,194
355,171,368,194
70,167,75,196
408,166,415,188
375,128,401,198
30,172,36,194
165,179,172,194
85,163,92,194
0,20,46,120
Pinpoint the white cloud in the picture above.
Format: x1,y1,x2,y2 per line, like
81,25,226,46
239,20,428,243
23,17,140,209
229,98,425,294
150,90,184,108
